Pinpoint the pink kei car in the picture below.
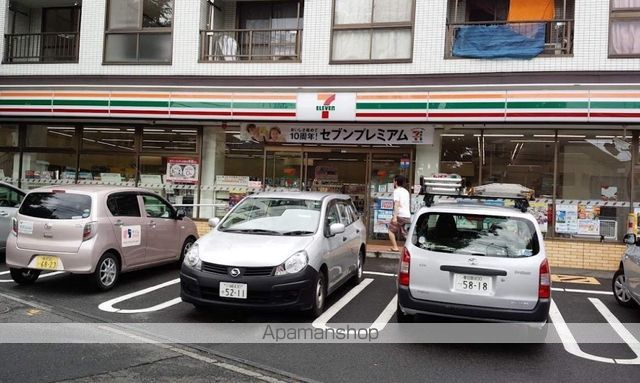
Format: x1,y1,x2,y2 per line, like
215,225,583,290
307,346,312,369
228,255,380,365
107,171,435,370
6,185,198,290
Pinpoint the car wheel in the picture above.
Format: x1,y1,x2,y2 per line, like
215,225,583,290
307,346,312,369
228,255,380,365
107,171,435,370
612,268,637,307
349,249,365,286
93,253,120,291
396,302,414,323
306,271,327,318
10,268,41,285
179,237,196,263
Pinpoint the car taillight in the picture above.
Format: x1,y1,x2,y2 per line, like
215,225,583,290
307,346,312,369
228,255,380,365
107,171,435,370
399,247,411,286
11,217,18,236
83,222,96,241
539,258,551,299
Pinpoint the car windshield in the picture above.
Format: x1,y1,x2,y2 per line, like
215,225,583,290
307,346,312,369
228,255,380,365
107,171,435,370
218,197,322,235
412,213,539,258
19,192,92,220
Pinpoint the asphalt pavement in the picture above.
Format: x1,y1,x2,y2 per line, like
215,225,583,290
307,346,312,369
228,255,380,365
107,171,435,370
0,257,639,383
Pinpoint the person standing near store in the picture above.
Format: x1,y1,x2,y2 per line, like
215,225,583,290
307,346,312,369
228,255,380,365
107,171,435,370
389,174,411,252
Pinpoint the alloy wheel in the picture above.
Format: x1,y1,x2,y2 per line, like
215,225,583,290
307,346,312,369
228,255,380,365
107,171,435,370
100,258,117,287
614,273,631,303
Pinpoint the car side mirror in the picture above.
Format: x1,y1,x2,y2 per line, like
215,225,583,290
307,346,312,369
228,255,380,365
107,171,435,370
176,209,186,220
329,223,345,236
208,217,221,228
623,233,637,245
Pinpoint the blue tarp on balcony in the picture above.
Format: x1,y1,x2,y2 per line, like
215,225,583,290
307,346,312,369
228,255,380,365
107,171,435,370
452,23,546,59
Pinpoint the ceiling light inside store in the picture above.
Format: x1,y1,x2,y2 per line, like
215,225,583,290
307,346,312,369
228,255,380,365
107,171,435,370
440,134,465,137
534,134,586,138
84,127,120,131
143,146,162,149
510,140,555,143
474,134,524,137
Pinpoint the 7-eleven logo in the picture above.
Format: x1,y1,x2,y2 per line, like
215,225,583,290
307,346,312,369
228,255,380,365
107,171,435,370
316,93,336,119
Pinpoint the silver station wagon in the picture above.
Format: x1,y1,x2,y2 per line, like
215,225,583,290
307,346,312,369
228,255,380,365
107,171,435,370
180,192,367,317
6,185,198,290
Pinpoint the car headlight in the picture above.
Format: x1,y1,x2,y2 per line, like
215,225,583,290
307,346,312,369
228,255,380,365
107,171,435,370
275,251,308,276
184,243,201,270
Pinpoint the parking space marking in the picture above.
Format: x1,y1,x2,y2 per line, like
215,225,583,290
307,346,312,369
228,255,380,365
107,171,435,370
0,271,9,276
549,300,615,364
363,271,395,277
370,295,398,331
552,287,613,296
312,278,373,330
0,271,65,283
589,298,640,365
98,278,182,313
552,275,600,285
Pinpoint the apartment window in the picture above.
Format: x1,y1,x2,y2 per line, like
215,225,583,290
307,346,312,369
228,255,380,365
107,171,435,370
331,0,414,63
609,0,640,57
104,0,174,63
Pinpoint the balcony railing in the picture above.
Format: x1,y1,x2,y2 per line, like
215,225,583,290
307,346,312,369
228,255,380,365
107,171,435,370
445,20,574,58
4,32,80,63
200,28,302,62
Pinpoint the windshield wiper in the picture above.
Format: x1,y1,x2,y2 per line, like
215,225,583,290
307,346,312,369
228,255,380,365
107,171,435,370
282,230,315,236
222,228,281,235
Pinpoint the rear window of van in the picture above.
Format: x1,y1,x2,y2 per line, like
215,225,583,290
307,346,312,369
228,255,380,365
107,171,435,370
412,213,540,258
19,192,92,220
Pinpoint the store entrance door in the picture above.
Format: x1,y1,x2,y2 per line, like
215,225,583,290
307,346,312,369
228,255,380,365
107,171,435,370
264,146,414,243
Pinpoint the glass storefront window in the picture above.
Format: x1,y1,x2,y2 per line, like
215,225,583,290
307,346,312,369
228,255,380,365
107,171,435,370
78,153,137,184
482,130,555,198
140,155,199,217
0,152,19,185
22,152,77,189
557,130,631,241
0,125,19,147
26,125,76,148
82,127,136,151
142,127,198,153
440,129,481,189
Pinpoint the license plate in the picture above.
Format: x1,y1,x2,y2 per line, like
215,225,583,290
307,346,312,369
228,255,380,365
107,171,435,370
34,256,59,270
453,274,493,296
219,282,247,299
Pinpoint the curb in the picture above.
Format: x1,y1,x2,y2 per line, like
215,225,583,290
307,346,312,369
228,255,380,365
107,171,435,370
366,251,400,260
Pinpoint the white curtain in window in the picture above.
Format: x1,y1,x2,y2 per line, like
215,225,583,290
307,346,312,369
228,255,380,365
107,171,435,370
612,0,640,9
611,20,640,55
109,0,141,29
332,30,371,60
334,0,372,25
371,29,412,60
373,0,413,23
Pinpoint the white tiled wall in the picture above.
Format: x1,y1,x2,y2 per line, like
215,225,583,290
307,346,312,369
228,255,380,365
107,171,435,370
0,0,637,78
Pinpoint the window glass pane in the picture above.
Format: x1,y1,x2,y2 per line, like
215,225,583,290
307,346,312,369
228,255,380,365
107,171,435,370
139,33,173,62
0,125,18,147
82,127,136,151
107,194,141,217
373,0,413,23
612,0,640,10
139,155,198,216
78,154,137,185
557,130,631,241
0,152,19,185
143,0,173,28
440,129,481,188
0,185,24,207
26,125,75,148
142,127,197,152
20,192,91,220
22,152,77,189
334,0,372,24
108,0,141,30
105,34,138,62
610,20,640,55
332,30,371,61
142,195,173,218
371,28,412,59
482,130,555,198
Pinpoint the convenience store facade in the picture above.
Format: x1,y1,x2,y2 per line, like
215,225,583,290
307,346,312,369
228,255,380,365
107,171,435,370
1,84,639,270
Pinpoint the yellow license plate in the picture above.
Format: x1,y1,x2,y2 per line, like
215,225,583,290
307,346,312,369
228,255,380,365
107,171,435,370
35,256,59,270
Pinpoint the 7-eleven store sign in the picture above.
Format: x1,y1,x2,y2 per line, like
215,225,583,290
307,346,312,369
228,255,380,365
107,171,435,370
297,93,356,121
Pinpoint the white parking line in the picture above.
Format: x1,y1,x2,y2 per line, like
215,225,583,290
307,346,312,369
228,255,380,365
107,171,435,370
312,278,373,330
98,278,182,314
552,287,613,296
0,271,65,283
370,295,398,331
0,271,10,276
589,298,640,365
363,271,395,277
548,300,615,364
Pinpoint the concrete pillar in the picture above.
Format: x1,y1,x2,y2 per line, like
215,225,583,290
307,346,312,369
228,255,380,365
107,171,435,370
414,130,441,185
199,126,225,219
